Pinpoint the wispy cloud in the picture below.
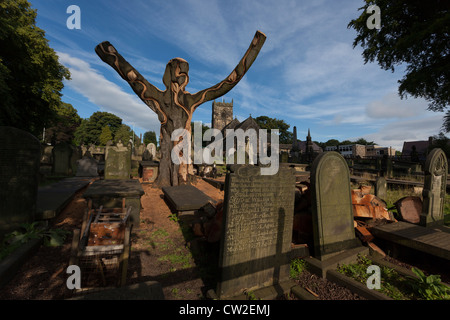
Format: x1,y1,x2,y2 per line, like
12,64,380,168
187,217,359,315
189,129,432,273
58,52,161,133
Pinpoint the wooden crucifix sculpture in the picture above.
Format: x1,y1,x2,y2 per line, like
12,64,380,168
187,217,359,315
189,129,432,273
95,30,266,187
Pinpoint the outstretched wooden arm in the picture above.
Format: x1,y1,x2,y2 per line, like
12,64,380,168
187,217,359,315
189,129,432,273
188,30,266,111
95,42,166,122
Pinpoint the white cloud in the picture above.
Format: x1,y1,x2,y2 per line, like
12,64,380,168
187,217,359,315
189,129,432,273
57,52,161,133
365,92,428,119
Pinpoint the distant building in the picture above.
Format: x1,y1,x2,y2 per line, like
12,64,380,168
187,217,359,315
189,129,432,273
401,137,433,158
325,144,396,158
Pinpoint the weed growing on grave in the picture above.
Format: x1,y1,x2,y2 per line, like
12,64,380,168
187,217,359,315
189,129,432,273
158,248,193,269
337,255,411,300
407,267,450,300
0,222,69,262
290,258,307,279
168,213,179,223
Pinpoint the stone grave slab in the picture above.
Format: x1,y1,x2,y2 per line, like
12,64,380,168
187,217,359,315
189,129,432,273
215,165,303,299
83,179,144,226
162,185,213,213
36,177,94,220
0,127,40,238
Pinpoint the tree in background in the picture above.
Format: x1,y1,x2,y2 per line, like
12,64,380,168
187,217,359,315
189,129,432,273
143,130,157,146
254,116,293,144
44,102,81,145
74,111,122,145
348,0,450,131
114,124,133,145
0,0,70,136
98,125,113,146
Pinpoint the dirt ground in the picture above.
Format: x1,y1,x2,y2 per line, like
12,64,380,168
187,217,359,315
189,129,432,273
0,177,224,300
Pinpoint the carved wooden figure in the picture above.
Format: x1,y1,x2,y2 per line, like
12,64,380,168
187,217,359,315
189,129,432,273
95,31,266,187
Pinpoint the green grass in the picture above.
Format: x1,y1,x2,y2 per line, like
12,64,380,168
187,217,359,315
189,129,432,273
290,258,307,279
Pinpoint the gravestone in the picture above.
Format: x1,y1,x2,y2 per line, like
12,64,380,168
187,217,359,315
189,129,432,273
216,165,296,299
147,143,156,160
310,152,360,260
52,142,73,176
375,176,387,200
420,148,448,227
104,146,131,180
76,155,99,177
0,127,40,238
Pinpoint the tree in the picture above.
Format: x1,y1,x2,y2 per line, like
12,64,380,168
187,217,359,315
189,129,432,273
143,130,157,146
0,0,70,137
95,31,266,187
73,111,122,145
354,138,376,145
348,0,450,130
44,102,81,145
254,116,293,144
114,124,133,145
98,125,113,146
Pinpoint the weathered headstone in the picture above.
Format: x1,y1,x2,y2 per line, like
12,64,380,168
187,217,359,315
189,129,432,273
0,127,40,238
310,152,359,260
52,142,73,176
375,176,387,200
76,155,99,177
420,148,448,227
104,147,131,180
216,165,296,299
147,143,156,160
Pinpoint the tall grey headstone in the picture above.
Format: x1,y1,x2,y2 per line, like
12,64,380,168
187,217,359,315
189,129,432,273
420,148,448,227
0,127,40,238
216,165,296,298
104,146,131,179
310,152,359,260
52,142,72,175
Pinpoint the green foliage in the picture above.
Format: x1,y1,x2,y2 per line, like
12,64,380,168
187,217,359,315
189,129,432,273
44,102,82,145
0,0,70,136
348,0,450,128
74,111,122,145
98,125,113,146
408,267,450,300
254,116,293,144
114,124,133,145
290,258,307,279
143,131,157,146
0,222,69,262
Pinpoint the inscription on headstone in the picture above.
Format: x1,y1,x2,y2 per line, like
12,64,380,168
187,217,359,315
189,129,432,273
420,148,448,227
310,152,359,260
216,165,295,298
0,127,40,238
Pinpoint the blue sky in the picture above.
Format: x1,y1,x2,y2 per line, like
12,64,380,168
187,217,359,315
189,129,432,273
30,0,444,151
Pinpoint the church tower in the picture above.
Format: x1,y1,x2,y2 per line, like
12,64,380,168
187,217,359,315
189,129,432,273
211,99,233,131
